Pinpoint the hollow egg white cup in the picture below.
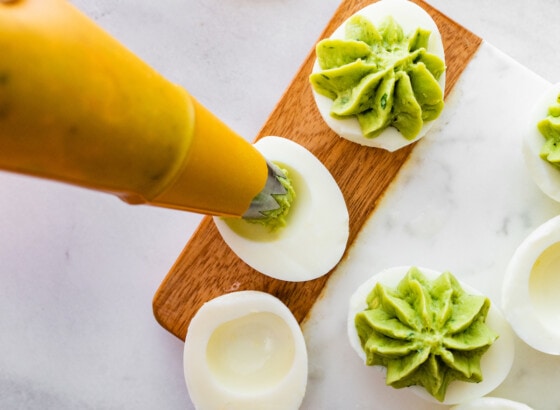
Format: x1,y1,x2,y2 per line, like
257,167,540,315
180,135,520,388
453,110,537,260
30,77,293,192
214,136,349,282
522,82,560,202
502,215,560,355
183,290,308,410
348,266,515,405
311,0,446,151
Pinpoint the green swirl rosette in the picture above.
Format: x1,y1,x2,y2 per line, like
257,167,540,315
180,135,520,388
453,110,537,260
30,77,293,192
310,14,445,140
538,92,560,168
354,267,498,402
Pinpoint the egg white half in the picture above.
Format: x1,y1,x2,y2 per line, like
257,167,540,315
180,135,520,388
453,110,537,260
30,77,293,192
214,136,349,282
502,215,560,355
522,82,560,201
311,0,446,151
451,397,534,410
184,290,308,410
348,266,514,405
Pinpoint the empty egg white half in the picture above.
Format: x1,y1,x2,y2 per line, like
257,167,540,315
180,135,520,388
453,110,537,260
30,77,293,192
451,397,534,410
214,136,349,282
311,0,446,151
502,215,560,354
183,290,308,410
348,266,515,405
522,82,560,202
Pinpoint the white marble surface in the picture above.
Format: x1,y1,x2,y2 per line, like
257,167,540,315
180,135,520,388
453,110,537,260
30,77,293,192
1,1,560,409
303,42,559,410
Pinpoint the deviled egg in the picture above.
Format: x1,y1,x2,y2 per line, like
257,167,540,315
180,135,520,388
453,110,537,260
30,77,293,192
309,0,446,151
183,291,308,410
502,215,560,354
522,82,560,201
214,136,349,282
348,266,514,405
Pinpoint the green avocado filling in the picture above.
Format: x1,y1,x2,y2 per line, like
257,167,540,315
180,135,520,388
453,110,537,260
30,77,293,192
538,93,560,168
309,14,445,140
354,267,498,402
244,167,295,231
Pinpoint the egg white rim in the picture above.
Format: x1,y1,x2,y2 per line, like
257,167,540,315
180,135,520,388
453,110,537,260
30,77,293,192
522,82,560,202
311,0,446,151
502,215,560,354
183,290,308,409
348,266,514,405
213,136,349,282
450,396,534,410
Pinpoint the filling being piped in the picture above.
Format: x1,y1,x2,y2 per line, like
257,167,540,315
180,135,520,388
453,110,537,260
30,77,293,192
243,164,296,231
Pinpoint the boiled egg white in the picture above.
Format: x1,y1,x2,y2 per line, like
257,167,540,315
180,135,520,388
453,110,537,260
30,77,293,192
522,82,560,201
348,266,515,405
183,290,308,410
451,397,534,410
310,0,446,151
214,136,349,282
502,215,560,354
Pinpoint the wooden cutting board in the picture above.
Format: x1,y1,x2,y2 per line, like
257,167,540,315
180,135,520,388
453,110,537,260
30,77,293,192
152,0,481,340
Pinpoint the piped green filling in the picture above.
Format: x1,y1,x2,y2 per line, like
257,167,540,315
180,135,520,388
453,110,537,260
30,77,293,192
244,167,295,231
310,15,445,140
538,93,560,168
354,267,498,402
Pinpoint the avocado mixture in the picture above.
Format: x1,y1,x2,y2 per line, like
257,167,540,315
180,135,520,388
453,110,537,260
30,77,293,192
310,15,445,140
538,93,560,168
244,166,295,231
354,267,498,402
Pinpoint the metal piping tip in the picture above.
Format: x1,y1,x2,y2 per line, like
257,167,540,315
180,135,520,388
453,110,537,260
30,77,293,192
242,161,288,220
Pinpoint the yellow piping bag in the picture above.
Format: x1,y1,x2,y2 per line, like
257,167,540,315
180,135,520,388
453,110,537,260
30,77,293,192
0,0,287,218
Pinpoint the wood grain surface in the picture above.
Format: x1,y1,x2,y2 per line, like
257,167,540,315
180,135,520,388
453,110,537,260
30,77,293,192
152,0,482,340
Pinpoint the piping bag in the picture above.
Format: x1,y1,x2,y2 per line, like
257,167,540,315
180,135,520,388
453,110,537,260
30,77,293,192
0,0,289,220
